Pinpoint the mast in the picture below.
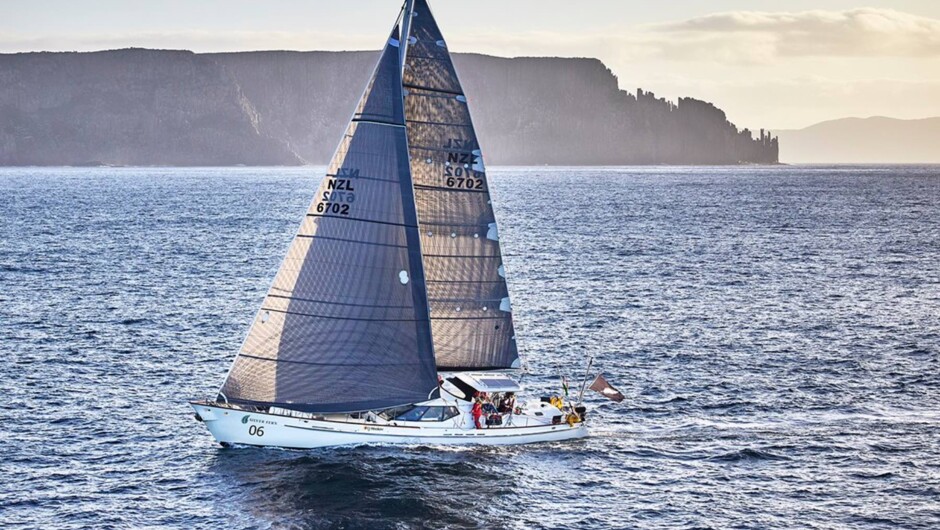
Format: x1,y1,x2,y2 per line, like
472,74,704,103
399,0,415,72
396,0,437,366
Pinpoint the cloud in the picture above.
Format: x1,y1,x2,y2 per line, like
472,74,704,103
1,8,938,66
457,8,940,65
651,8,940,62
424,8,940,66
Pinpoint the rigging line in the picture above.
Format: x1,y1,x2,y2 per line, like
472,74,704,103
306,213,418,229
576,356,595,408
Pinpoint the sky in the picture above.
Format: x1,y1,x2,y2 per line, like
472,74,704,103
4,0,940,130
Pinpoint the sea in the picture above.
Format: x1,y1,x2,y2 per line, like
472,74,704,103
2,166,939,529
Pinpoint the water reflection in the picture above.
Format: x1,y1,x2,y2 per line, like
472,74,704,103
207,445,538,528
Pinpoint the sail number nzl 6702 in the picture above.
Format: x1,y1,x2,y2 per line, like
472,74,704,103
318,168,358,216
443,139,483,190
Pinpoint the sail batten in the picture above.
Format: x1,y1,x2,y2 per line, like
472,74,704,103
218,16,439,413
402,0,520,371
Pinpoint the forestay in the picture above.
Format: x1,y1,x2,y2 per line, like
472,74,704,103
402,0,520,370
219,18,439,413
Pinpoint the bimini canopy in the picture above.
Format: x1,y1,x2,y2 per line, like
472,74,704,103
449,373,522,394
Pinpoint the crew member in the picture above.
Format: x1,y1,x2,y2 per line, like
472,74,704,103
471,398,483,429
498,392,516,413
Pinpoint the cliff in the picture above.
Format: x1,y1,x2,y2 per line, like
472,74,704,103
0,50,301,166
0,48,778,166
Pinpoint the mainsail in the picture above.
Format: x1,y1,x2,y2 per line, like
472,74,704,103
219,17,439,413
402,0,520,370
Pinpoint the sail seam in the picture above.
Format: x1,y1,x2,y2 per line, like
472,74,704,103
426,280,505,284
436,366,516,372
402,82,462,96
418,221,494,227
351,118,406,128
408,145,479,154
237,353,430,368
305,213,418,228
294,234,408,249
413,185,487,194
266,293,413,309
323,173,401,184
423,254,502,258
260,306,428,322
428,298,508,303
256,306,507,322
423,315,508,320
406,119,473,128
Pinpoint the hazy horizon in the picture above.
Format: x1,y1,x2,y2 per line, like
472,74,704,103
4,1,940,130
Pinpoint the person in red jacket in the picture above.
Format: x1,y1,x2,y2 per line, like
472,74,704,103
471,398,484,429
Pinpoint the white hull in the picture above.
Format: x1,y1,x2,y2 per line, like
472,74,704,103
191,402,588,449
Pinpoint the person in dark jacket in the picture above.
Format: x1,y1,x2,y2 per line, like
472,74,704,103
497,392,516,414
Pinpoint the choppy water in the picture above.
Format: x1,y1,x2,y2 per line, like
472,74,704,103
2,166,939,529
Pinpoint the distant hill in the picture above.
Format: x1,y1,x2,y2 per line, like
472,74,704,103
0,48,778,166
776,117,940,164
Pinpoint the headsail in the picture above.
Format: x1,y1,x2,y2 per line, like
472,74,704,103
219,18,439,413
402,0,520,370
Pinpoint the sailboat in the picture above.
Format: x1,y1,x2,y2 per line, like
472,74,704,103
191,0,589,448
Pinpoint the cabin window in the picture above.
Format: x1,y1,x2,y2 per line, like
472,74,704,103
421,407,444,421
423,406,461,421
395,406,429,421
392,406,461,422
379,405,412,420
